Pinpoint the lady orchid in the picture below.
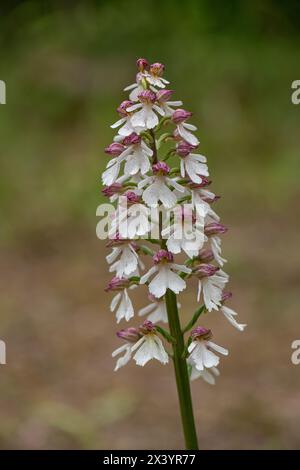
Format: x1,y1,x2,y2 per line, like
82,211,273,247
101,58,246,450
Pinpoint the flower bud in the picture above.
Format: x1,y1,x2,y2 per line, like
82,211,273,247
136,58,149,71
191,326,212,341
117,100,134,117
152,161,170,175
150,62,165,76
153,249,174,264
176,141,197,157
125,191,141,204
139,320,156,335
156,89,174,102
105,276,130,292
102,183,123,197
193,263,219,278
197,248,214,263
204,223,228,236
138,90,156,103
117,327,141,342
123,132,141,146
105,143,125,156
221,291,232,303
172,108,192,124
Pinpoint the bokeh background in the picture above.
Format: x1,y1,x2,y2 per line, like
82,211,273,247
0,0,300,449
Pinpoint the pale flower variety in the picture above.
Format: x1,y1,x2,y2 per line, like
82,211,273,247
173,109,199,146
204,223,228,266
188,327,228,371
156,89,182,117
176,141,209,184
122,133,153,176
138,294,168,323
140,249,191,298
195,264,229,311
112,326,141,371
112,321,169,370
139,161,185,209
105,277,135,323
131,322,169,366
145,62,170,88
108,194,150,239
124,59,170,101
102,133,153,186
188,357,220,385
163,206,205,258
111,100,144,137
104,58,240,389
127,90,165,130
220,292,246,331
106,238,144,278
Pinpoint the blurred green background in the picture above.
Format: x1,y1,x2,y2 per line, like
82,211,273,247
0,0,300,449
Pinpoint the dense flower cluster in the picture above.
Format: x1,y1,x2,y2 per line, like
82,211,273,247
102,58,246,385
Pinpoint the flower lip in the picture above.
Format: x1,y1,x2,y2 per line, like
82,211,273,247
221,291,233,303
172,108,193,124
156,89,174,102
117,100,134,116
136,58,149,71
152,161,170,175
123,132,141,146
105,142,125,156
105,276,129,292
138,89,157,103
153,249,174,265
117,327,141,342
191,326,212,341
139,319,156,335
204,223,228,236
150,62,165,76
193,263,220,278
102,183,123,197
125,191,141,204
176,141,198,157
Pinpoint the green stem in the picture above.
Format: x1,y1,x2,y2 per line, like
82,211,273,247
165,289,199,450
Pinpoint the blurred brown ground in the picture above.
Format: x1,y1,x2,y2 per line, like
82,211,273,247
0,0,300,449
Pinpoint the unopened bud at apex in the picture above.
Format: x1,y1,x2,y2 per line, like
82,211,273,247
150,62,165,76
136,58,149,71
